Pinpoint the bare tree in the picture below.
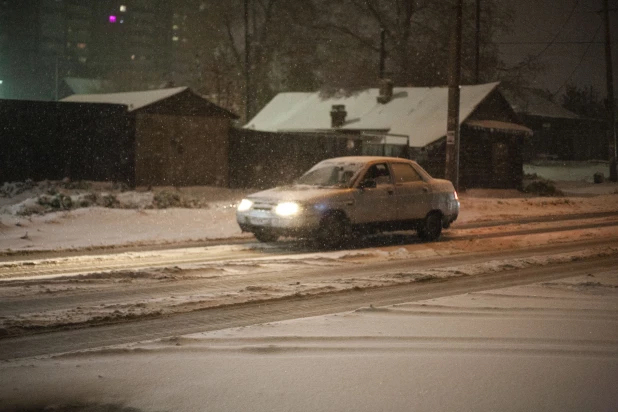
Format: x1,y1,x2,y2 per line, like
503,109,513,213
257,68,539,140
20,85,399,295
307,0,515,89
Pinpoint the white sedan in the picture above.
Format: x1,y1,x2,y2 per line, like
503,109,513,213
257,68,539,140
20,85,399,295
236,156,459,246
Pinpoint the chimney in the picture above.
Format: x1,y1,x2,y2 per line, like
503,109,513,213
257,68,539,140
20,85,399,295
377,78,394,104
330,104,347,128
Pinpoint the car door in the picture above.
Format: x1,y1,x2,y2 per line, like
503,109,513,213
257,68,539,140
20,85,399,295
390,162,432,220
350,162,397,224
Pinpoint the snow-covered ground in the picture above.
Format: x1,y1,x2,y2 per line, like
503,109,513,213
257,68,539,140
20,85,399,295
1,269,617,412
525,160,612,184
1,166,618,411
1,175,617,254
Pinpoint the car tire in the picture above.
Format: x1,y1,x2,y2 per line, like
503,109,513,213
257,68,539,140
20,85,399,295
418,211,442,241
315,213,351,249
253,229,279,243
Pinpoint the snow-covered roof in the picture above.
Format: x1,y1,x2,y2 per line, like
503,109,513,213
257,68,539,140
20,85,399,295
61,87,188,112
501,88,579,120
245,82,500,147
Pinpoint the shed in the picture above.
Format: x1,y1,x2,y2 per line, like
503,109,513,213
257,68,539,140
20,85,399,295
61,87,238,187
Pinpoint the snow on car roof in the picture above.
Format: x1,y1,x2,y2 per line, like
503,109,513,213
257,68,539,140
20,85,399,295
318,156,418,165
245,83,500,148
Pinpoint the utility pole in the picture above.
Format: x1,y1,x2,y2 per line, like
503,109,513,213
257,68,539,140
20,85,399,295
244,0,251,123
54,55,59,101
603,0,616,181
445,0,463,190
474,0,481,84
379,27,386,79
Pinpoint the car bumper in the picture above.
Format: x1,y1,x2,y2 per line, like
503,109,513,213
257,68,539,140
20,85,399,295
236,209,322,236
441,200,459,226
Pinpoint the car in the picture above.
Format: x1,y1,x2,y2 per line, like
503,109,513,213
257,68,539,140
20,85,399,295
236,156,460,246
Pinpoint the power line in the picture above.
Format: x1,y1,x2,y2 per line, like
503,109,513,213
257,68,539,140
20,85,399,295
552,23,603,97
530,0,580,62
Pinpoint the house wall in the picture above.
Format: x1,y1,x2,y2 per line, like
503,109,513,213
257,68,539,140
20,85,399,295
521,115,606,161
229,129,364,189
419,127,524,190
135,114,230,187
459,127,524,189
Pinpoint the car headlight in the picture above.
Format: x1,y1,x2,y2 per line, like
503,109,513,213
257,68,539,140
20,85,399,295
237,199,253,212
275,202,300,217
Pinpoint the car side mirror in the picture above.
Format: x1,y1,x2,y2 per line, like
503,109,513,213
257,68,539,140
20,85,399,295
358,179,377,190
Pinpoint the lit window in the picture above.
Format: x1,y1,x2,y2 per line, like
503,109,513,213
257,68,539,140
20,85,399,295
172,36,179,41
173,25,179,30
120,5,126,12
109,15,117,23
131,55,135,60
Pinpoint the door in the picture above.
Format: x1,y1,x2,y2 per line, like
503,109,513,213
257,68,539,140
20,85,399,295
390,162,432,220
492,141,511,188
350,163,397,224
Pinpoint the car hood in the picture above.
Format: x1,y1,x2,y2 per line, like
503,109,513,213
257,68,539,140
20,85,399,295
247,185,351,204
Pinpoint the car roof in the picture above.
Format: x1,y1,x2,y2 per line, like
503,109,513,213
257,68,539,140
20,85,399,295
319,156,417,165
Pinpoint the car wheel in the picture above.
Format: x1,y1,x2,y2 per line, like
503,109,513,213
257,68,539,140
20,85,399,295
253,229,279,243
315,213,351,249
418,212,442,241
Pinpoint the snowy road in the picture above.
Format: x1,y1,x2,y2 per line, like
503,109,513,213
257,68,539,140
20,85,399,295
2,211,618,280
1,213,618,412
1,212,618,359
0,251,616,361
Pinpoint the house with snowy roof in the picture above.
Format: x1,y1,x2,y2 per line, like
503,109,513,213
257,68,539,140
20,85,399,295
501,87,605,161
243,81,531,189
1,87,238,187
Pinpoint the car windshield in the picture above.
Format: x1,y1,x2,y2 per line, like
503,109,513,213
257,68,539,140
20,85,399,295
295,163,363,187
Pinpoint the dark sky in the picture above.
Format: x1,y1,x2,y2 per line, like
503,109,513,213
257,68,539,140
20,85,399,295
497,0,617,98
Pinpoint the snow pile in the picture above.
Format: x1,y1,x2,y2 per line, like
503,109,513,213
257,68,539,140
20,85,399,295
0,180,248,216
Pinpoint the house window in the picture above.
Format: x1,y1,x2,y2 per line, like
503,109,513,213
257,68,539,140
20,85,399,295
120,5,127,12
